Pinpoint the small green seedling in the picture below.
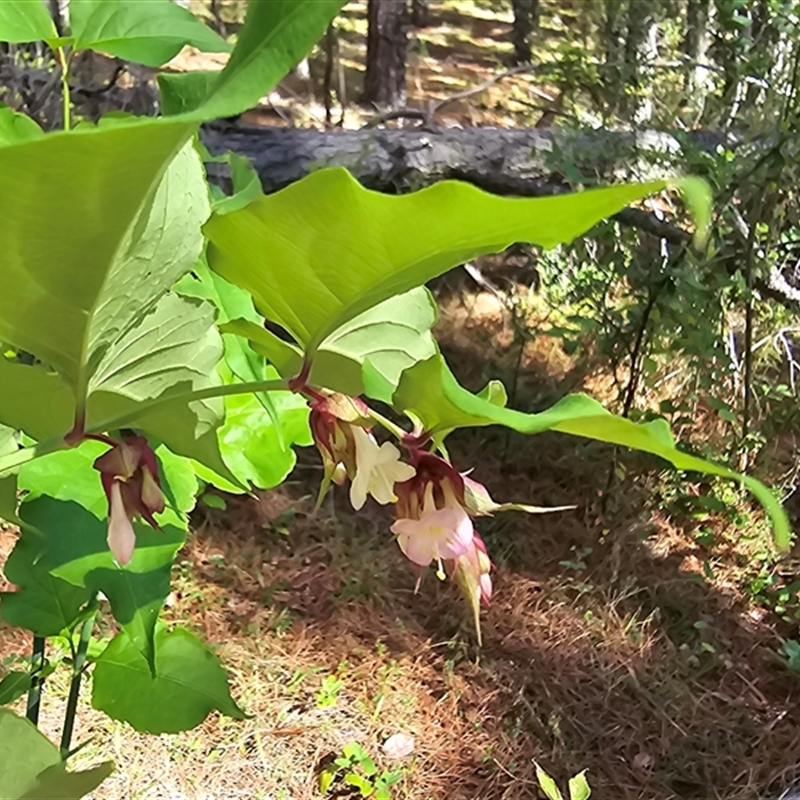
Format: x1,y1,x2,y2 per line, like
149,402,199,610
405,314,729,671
319,742,402,799
315,674,345,708
535,763,591,800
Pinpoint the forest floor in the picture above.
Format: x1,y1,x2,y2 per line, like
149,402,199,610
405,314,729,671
2,2,800,799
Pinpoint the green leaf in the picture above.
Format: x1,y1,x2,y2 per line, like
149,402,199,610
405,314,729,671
157,0,345,119
0,1,57,44
0,107,44,146
205,168,666,354
0,119,196,390
535,764,564,800
0,424,22,527
673,176,712,248
17,762,114,800
216,368,312,490
0,672,31,705
0,709,113,800
0,126,233,477
213,153,264,215
224,287,438,400
69,0,230,67
391,355,791,548
91,625,245,733
0,709,59,798
0,525,92,637
568,771,592,800
176,259,285,443
17,497,186,668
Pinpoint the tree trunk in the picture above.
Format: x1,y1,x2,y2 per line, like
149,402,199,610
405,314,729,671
683,0,710,94
510,0,538,65
362,0,409,108
410,0,430,28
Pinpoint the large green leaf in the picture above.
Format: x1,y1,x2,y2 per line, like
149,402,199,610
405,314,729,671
0,524,92,637
205,168,666,354
91,625,245,733
388,355,791,549
69,0,230,67
158,0,345,119
224,287,439,400
0,123,233,476
0,2,57,44
0,119,196,388
17,497,185,669
0,709,113,800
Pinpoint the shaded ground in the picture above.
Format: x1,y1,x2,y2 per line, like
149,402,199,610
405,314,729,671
2,283,800,800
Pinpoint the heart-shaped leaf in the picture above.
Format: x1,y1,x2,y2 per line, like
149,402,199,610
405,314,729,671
158,0,344,119
91,625,245,733
388,354,791,549
205,168,666,355
69,0,230,67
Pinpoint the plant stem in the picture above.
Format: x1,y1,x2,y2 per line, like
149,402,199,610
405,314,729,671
56,47,70,131
85,377,291,434
365,407,407,441
0,377,292,478
26,636,46,726
60,609,97,758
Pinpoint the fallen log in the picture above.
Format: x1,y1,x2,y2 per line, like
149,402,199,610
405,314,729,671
201,123,729,196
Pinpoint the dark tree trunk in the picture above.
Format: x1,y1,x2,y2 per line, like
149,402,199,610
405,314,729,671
410,0,430,28
510,0,539,65
363,0,409,108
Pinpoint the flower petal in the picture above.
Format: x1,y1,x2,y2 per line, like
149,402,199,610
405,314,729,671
107,482,136,565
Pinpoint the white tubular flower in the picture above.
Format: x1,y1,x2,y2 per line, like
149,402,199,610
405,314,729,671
349,426,416,511
107,481,136,565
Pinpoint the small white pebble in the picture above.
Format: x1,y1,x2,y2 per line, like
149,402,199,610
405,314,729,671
382,733,415,759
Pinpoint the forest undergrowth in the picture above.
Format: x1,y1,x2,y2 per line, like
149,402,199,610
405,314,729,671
1,274,799,800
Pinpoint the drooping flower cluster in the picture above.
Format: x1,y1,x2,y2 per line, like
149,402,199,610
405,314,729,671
309,393,499,642
93,435,165,565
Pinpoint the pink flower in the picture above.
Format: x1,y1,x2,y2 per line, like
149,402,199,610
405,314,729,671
391,452,474,573
93,436,165,565
392,486,474,566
